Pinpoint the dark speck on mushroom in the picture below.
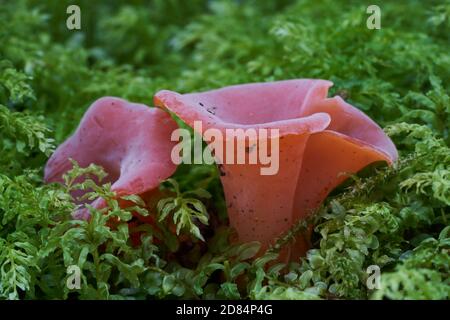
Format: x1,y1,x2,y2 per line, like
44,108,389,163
218,164,226,176
245,144,256,153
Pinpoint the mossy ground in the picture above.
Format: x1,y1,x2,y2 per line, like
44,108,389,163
0,0,449,299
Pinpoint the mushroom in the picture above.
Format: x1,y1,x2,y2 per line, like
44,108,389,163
154,79,397,260
44,97,178,219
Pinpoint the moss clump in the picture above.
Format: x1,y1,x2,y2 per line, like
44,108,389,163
0,0,448,299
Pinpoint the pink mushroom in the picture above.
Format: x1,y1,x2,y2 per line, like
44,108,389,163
45,97,178,219
154,79,397,260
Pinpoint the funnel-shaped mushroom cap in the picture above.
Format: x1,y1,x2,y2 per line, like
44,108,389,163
154,80,397,260
45,97,178,218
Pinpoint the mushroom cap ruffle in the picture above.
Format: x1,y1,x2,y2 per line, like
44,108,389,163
154,80,333,136
44,97,178,218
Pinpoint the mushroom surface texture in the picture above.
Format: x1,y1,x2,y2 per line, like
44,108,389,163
44,97,178,219
154,79,398,260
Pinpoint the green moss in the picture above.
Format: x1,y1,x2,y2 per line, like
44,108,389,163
0,0,448,299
